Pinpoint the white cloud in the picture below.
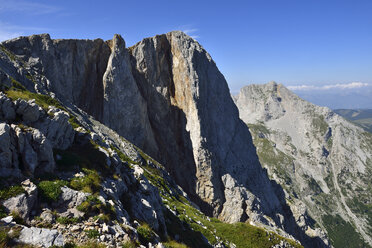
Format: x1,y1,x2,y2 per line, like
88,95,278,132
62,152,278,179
288,82,369,91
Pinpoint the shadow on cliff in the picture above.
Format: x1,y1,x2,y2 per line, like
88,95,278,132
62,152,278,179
128,35,327,247
129,41,215,215
239,119,328,248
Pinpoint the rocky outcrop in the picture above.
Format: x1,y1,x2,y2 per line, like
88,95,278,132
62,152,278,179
2,180,38,220
102,34,157,155
18,226,65,247
234,82,372,247
0,92,75,177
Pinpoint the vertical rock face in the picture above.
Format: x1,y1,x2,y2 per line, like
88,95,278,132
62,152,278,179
3,34,111,120
130,32,283,221
102,34,157,154
3,33,327,246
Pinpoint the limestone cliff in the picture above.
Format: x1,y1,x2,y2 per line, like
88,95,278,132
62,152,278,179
2,33,328,247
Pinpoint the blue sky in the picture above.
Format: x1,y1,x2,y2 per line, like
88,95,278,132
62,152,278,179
0,0,371,99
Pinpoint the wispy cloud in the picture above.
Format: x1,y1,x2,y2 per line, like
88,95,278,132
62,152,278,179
288,82,370,91
0,0,60,15
0,21,49,41
180,26,199,39
0,29,22,42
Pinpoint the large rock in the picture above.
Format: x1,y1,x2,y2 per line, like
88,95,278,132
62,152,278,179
128,167,166,232
18,226,64,247
34,109,75,150
56,186,89,209
14,99,41,123
0,123,12,169
2,179,38,220
0,92,16,121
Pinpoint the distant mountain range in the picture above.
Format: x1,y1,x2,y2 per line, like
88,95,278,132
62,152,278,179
334,109,372,133
288,84,372,109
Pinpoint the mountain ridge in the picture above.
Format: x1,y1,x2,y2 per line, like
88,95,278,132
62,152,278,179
1,33,330,247
234,81,372,247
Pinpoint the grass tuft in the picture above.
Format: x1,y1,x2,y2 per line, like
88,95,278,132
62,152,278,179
137,223,155,244
70,168,101,194
38,180,68,203
0,185,25,201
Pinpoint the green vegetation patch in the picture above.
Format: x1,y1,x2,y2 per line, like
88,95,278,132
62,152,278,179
212,222,302,248
137,223,155,244
6,89,64,111
70,168,101,194
322,214,367,248
247,124,294,187
56,216,79,225
163,240,188,248
85,229,100,239
122,240,140,248
63,241,107,248
307,177,323,195
247,123,270,136
38,180,68,203
0,185,25,201
0,45,17,62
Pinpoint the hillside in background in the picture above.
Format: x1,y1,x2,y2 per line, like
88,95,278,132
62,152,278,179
334,109,372,133
234,82,372,248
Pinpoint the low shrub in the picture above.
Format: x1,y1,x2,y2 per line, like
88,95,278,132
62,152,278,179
85,229,100,239
121,240,139,248
137,224,155,244
69,169,101,194
38,180,68,203
56,216,79,225
11,211,26,225
163,240,188,248
0,185,25,200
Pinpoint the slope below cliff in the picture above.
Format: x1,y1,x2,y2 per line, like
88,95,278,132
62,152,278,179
234,82,372,248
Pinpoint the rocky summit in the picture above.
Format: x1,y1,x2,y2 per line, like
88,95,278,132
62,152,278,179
234,82,372,248
0,31,364,248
